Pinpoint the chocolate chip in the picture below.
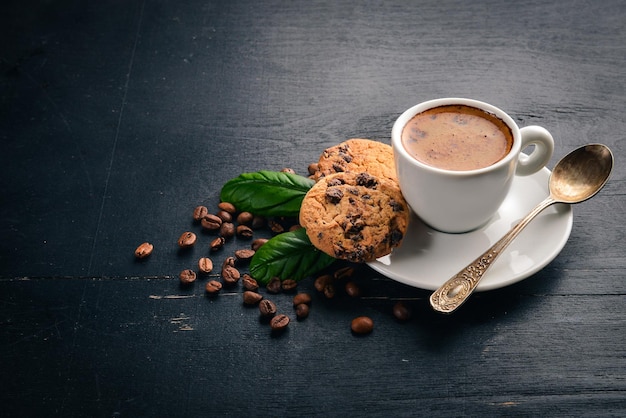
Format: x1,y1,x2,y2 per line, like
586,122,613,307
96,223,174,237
355,173,377,188
338,152,353,163
326,187,343,204
326,177,345,187
389,199,404,212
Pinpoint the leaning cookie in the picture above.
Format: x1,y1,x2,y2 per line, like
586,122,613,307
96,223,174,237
313,138,397,183
299,172,410,263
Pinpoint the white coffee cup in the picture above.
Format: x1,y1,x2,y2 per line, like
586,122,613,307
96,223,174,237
392,98,554,233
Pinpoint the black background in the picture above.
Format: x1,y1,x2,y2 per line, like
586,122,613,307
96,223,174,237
1,0,625,416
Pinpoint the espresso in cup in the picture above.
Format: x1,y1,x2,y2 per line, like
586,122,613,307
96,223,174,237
401,104,514,171
392,98,554,233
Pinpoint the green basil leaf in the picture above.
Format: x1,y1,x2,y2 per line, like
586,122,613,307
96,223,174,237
219,170,315,217
250,228,336,284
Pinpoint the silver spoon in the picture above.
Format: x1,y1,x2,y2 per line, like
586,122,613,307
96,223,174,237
430,144,614,314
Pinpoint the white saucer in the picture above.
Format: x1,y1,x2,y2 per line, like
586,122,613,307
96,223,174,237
368,166,573,291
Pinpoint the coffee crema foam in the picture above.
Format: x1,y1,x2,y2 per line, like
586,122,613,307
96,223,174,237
401,104,513,171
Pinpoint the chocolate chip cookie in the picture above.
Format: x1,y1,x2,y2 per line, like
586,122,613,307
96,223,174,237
313,138,397,182
299,172,410,263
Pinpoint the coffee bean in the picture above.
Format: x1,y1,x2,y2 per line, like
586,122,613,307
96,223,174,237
221,265,240,285
251,238,268,251
134,242,153,259
281,167,296,174
177,231,197,248
295,303,309,319
323,283,335,299
198,257,213,274
259,299,277,317
236,211,254,226
205,280,222,294
281,279,298,292
334,266,355,280
201,214,222,230
345,281,361,298
222,256,236,269
236,225,253,239
392,301,411,321
266,277,282,294
351,316,374,334
210,236,225,252
308,163,319,175
270,314,290,331
314,274,332,292
216,210,233,223
242,274,259,291
234,249,255,262
193,205,209,222
288,225,302,232
243,291,263,305
217,202,236,214
292,293,311,306
268,220,284,234
251,215,266,229
179,269,197,285
219,222,235,239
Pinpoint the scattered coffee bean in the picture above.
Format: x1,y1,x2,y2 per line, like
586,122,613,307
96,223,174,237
216,210,233,223
205,280,222,294
308,163,319,175
219,222,235,239
236,211,254,226
221,265,240,285
288,225,302,232
270,314,290,331
193,205,209,222
179,269,197,285
134,242,153,259
281,167,296,174
201,214,222,230
334,266,355,280
177,231,197,248
251,238,268,251
251,215,266,229
222,256,236,269
292,293,312,306
234,249,255,262
243,291,263,305
314,274,332,292
392,301,411,321
242,274,259,291
281,279,298,292
295,303,309,319
266,277,282,294
268,220,284,234
345,281,361,298
217,201,236,214
259,299,277,317
236,225,254,239
323,283,335,299
198,257,213,274
210,236,226,252
351,316,374,334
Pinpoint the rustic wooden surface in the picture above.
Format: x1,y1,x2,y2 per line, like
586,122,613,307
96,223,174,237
1,0,625,416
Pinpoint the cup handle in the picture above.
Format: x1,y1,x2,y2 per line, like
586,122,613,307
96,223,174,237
516,126,555,176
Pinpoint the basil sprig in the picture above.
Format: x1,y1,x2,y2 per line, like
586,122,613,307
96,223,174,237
220,170,315,217
250,228,336,284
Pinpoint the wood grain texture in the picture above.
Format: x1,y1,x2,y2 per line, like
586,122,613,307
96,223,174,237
1,0,625,416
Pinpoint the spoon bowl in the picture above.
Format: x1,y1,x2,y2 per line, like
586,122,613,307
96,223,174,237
550,144,614,203
430,143,614,314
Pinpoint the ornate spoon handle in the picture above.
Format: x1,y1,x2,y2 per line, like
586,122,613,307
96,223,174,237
429,196,557,314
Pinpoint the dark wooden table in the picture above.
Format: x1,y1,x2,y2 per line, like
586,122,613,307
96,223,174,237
2,0,625,416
